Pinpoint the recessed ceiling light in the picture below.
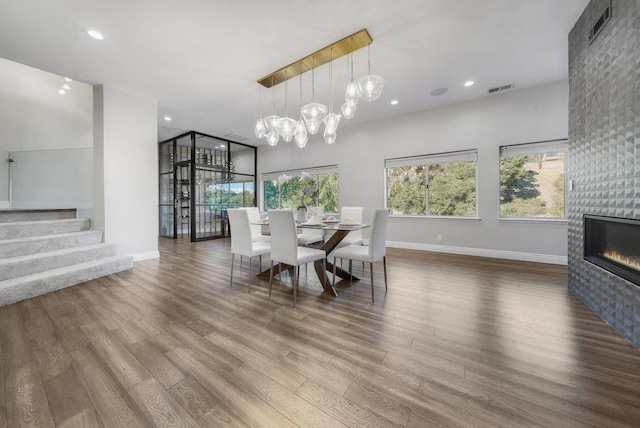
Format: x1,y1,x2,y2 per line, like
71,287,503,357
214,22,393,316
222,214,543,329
464,80,474,87
87,29,104,40
58,89,66,95
220,144,225,148
163,116,172,121
62,84,71,91
64,77,72,82
430,87,448,96
390,99,399,105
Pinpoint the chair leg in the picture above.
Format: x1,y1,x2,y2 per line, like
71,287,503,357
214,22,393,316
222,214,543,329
383,256,388,292
248,257,252,293
332,257,337,287
370,262,375,303
230,253,235,288
293,266,298,308
269,260,274,298
259,255,262,272
349,259,353,284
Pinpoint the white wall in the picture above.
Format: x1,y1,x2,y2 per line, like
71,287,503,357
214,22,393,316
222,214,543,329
0,57,93,208
259,81,569,263
94,85,158,261
0,57,93,152
0,149,8,205
8,148,93,219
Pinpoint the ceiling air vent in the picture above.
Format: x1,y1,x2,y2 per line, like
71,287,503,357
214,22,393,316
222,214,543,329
487,83,515,94
224,133,249,142
588,0,612,45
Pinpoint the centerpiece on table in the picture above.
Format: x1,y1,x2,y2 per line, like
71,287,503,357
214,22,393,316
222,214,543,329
297,172,315,223
274,174,292,209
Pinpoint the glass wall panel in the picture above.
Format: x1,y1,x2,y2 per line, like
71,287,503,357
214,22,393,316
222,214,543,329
229,143,255,176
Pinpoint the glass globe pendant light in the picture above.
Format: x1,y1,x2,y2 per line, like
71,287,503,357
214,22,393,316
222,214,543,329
341,52,358,120
344,42,361,105
341,101,356,119
264,77,280,146
275,70,297,143
294,115,308,148
294,71,308,148
357,43,385,102
301,56,327,135
324,48,341,144
254,84,266,138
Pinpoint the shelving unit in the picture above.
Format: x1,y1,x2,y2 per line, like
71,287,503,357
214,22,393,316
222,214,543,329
158,131,257,242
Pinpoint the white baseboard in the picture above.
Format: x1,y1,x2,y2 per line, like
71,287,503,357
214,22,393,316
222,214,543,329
386,241,568,265
131,250,160,262
0,201,10,209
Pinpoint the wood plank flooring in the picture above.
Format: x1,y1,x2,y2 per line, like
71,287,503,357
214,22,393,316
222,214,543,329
2,236,640,427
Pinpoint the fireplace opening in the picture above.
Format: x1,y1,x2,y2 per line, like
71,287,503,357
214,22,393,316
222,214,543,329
584,215,640,287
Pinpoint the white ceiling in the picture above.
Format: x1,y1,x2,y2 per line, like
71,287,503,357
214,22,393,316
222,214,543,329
0,0,588,145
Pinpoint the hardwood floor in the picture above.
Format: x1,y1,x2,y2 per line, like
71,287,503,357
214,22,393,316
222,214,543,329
2,236,640,427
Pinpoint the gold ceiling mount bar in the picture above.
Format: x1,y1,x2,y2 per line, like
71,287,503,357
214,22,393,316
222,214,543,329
258,29,372,88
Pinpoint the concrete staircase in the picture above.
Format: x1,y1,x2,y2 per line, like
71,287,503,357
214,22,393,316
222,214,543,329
0,210,133,306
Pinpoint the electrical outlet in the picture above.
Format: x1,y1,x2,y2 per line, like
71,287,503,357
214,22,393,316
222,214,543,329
437,234,443,242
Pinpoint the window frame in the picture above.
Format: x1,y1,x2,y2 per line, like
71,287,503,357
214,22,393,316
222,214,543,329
384,149,479,219
260,164,339,213
498,139,568,222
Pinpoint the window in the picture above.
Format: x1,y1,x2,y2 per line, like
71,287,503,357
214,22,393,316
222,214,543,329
262,165,338,213
499,139,567,219
206,180,255,210
385,150,478,217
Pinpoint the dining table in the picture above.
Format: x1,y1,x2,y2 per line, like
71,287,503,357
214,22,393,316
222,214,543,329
255,220,370,297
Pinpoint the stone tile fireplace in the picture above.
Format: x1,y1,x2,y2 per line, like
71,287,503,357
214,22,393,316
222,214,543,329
584,215,640,287
568,0,640,349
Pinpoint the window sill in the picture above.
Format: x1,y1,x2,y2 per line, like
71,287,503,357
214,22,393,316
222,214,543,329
499,217,567,225
389,215,481,221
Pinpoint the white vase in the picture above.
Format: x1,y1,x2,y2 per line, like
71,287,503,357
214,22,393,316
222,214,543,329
296,206,307,223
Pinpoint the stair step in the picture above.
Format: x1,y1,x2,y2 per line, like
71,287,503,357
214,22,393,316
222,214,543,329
0,218,90,240
0,209,77,223
0,230,103,259
0,255,133,306
0,243,118,281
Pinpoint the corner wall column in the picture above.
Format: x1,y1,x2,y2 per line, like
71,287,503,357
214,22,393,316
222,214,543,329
93,85,159,260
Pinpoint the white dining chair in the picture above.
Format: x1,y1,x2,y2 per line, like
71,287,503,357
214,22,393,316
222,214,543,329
330,209,389,302
330,206,365,272
227,209,270,293
297,205,324,246
239,206,270,243
268,209,326,307
337,206,364,247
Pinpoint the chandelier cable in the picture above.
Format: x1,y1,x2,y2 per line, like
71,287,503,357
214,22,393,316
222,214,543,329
329,48,333,111
350,38,354,80
284,69,288,116
271,76,275,113
311,56,315,101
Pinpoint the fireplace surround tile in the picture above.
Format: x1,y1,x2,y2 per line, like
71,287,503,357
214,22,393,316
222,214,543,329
568,0,640,349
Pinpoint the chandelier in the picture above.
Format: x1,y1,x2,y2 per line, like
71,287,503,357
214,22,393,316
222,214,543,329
254,29,384,147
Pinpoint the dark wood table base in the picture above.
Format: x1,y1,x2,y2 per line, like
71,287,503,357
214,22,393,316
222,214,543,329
256,228,361,297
